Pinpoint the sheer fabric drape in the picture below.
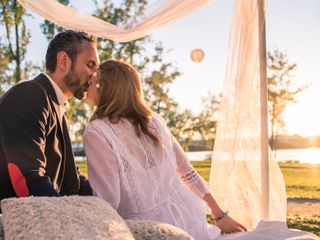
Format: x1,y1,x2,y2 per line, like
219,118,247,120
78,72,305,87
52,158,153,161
208,0,287,230
17,0,213,42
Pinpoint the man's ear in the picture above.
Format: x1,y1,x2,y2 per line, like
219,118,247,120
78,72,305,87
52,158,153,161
56,51,71,72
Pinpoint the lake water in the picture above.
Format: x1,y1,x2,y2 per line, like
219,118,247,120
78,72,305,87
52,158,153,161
75,147,320,164
273,147,320,164
186,148,320,164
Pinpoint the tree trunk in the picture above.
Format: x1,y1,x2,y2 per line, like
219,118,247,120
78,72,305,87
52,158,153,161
271,103,276,149
14,0,21,83
271,103,277,160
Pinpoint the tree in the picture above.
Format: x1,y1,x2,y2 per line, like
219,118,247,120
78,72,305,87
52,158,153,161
0,38,10,96
267,48,308,149
65,98,91,143
143,44,183,136
173,109,196,150
0,0,30,83
195,92,220,150
167,92,220,151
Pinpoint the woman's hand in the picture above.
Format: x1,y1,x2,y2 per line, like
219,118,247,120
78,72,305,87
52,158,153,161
215,215,247,234
202,193,247,234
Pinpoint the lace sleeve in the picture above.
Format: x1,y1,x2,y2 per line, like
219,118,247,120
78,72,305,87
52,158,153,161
151,113,209,198
172,135,209,198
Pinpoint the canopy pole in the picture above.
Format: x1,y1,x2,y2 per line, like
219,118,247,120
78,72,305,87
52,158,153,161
258,0,269,220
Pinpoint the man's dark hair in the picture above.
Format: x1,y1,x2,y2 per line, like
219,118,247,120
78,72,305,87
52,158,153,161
45,30,96,72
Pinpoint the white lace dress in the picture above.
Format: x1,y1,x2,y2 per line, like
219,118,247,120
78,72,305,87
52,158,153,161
83,114,220,240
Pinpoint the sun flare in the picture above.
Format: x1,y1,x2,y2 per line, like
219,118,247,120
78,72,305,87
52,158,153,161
283,83,320,137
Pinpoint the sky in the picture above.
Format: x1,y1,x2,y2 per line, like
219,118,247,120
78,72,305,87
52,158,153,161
23,0,320,136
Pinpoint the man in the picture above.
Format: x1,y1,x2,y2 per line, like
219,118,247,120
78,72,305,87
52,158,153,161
0,30,100,203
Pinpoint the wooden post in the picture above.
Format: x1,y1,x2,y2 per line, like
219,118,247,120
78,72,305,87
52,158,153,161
258,0,270,220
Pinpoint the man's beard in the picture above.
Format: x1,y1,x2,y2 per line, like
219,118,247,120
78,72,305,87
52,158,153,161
64,70,89,100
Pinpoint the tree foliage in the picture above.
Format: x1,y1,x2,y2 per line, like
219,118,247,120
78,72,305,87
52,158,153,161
171,92,220,151
0,39,10,96
195,92,220,149
0,0,30,83
143,44,183,137
267,48,308,148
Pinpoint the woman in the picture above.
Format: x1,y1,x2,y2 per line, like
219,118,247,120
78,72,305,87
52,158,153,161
84,60,247,239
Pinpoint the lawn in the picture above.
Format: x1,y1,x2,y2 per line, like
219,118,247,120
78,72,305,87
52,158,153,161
76,160,320,236
191,160,320,198
279,162,320,198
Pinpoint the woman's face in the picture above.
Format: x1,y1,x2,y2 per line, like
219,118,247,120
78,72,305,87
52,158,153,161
86,73,101,106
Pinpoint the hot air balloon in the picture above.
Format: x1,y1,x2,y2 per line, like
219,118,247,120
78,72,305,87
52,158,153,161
191,49,205,63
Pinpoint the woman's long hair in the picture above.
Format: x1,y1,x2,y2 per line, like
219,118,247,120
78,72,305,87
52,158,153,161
90,60,159,146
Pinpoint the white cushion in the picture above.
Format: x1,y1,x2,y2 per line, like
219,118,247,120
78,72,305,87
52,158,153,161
126,219,193,240
0,215,4,240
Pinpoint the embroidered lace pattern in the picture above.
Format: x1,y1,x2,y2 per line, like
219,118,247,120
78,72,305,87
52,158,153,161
137,118,168,204
102,119,146,213
180,169,199,184
152,118,182,204
137,132,159,169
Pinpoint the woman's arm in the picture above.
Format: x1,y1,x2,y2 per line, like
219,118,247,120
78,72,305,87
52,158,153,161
83,124,121,210
173,137,209,198
154,113,247,233
172,133,247,233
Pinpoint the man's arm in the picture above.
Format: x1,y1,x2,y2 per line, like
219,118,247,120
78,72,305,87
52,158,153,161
0,82,59,197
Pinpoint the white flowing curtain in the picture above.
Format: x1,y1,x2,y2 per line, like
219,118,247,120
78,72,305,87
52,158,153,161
19,0,287,230
208,0,287,230
17,0,213,42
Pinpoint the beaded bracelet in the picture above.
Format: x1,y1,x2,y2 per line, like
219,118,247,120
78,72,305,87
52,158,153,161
214,210,229,222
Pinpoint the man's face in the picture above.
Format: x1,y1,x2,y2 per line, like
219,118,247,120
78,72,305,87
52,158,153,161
64,41,100,100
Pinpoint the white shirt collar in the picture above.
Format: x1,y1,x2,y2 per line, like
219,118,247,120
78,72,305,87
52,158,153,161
43,72,69,115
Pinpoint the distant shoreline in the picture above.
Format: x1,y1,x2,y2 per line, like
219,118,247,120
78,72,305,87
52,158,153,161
75,148,320,165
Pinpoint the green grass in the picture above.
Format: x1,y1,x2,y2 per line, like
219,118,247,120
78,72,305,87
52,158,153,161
77,160,88,177
279,162,320,198
76,160,320,236
287,215,320,236
191,160,211,181
190,160,320,198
